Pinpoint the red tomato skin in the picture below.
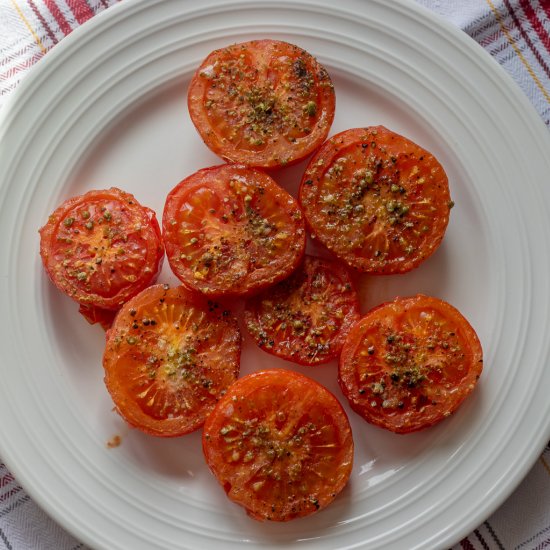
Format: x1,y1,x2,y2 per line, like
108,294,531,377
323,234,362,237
39,187,164,311
338,295,483,434
162,164,306,297
203,369,353,521
243,255,361,366
103,284,241,438
78,304,117,330
299,126,452,275
187,39,335,169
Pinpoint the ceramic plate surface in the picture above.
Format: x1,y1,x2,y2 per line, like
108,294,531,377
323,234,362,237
1,0,550,548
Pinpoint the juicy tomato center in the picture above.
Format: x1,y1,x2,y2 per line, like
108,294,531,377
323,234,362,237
353,306,470,414
211,384,348,509
50,198,151,298
307,141,439,262
168,174,303,287
198,46,329,158
112,297,236,420
245,258,358,363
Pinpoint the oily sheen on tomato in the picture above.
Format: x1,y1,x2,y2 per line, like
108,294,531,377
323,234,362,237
338,294,483,434
103,284,241,437
203,369,353,521
39,187,164,316
187,39,335,169
299,126,452,274
163,164,306,297
244,255,360,365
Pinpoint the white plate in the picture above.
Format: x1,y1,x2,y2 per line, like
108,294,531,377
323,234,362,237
1,0,550,548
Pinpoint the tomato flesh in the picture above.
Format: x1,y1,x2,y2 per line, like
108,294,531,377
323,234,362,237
103,284,241,437
163,164,306,297
338,294,483,433
203,369,353,521
299,126,452,274
244,255,360,365
39,187,164,312
188,39,335,168
78,304,117,330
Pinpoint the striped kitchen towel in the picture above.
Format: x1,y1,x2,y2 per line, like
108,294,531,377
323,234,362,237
0,0,119,102
1,1,550,549
415,0,550,126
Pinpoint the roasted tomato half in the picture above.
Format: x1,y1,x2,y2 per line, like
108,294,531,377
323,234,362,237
338,294,483,434
163,164,306,297
103,284,241,437
203,369,353,521
299,126,452,274
244,255,360,365
39,187,164,324
187,39,335,168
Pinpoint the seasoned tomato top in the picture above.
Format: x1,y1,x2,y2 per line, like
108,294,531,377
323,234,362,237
187,39,335,168
163,164,306,297
244,255,360,365
103,284,241,437
39,187,164,310
338,294,483,434
299,126,452,274
203,369,353,521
